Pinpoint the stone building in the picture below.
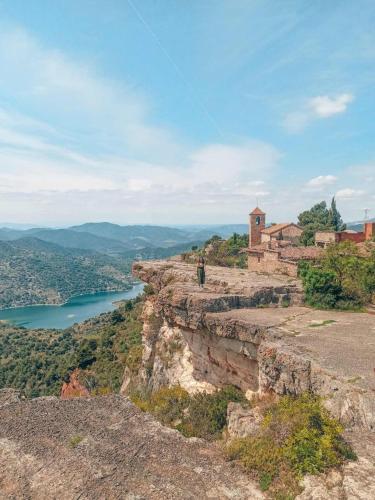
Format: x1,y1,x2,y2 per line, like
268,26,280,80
315,222,375,248
260,223,303,244
247,207,320,276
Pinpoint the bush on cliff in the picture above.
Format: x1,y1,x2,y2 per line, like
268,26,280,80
131,385,246,440
226,393,356,499
298,241,375,309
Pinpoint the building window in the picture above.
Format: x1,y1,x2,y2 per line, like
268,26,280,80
256,216,261,225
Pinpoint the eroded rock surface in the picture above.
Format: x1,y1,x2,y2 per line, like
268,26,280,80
0,395,263,499
131,260,375,432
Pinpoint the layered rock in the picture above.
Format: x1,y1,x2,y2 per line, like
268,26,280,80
127,259,375,498
129,260,375,432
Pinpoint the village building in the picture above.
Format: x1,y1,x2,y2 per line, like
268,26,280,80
246,207,321,277
315,222,375,248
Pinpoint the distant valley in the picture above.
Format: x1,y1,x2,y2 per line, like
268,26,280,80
0,238,132,309
0,222,248,255
0,223,248,309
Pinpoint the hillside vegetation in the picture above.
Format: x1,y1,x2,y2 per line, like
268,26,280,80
299,241,375,309
182,233,248,268
0,238,132,309
0,296,143,397
0,223,247,255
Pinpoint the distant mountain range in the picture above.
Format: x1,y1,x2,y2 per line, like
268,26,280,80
0,237,133,309
0,223,251,308
346,219,375,232
0,223,249,255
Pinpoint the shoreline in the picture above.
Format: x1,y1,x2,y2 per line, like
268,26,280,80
0,282,142,312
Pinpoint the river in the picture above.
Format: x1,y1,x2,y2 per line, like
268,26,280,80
0,283,145,330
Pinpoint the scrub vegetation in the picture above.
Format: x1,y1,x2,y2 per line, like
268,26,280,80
131,385,246,441
0,296,144,397
132,387,355,499
299,241,375,310
182,233,249,268
226,393,356,499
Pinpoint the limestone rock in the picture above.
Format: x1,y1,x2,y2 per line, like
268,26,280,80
227,402,262,438
0,395,264,499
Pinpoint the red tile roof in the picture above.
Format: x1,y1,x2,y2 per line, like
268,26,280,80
247,242,322,261
261,223,301,235
250,207,265,215
279,246,323,261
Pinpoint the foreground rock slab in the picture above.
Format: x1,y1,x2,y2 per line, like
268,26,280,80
0,394,263,499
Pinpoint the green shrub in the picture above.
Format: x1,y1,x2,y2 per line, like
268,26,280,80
131,386,190,425
131,385,246,440
178,385,246,440
298,241,374,310
68,435,83,448
226,393,355,499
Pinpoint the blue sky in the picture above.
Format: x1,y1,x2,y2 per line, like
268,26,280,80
0,0,374,225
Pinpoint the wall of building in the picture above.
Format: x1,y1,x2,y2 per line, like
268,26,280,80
248,254,298,277
261,225,302,244
364,223,375,241
338,232,365,244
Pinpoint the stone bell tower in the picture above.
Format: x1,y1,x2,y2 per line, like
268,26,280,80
249,207,266,247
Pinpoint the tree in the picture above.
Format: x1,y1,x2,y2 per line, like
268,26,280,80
298,241,374,309
328,197,345,231
298,201,335,246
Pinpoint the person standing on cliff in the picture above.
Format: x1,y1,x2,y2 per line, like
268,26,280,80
197,255,205,288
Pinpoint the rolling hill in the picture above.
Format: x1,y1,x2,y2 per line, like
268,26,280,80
0,223,249,256
0,238,132,309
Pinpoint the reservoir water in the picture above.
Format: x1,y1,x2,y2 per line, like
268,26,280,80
0,283,144,330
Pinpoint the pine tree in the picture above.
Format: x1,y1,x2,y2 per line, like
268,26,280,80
328,197,345,231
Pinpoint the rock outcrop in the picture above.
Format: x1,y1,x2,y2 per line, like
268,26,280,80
0,395,263,499
60,369,90,399
129,260,375,432
126,259,375,498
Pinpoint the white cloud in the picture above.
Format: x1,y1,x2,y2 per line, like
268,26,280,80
306,175,338,188
336,188,364,199
283,93,354,133
308,94,354,118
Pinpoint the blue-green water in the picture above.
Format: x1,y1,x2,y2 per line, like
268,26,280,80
0,284,144,330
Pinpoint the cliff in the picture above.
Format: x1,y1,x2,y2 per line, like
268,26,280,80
124,259,375,498
128,260,375,431
0,390,262,499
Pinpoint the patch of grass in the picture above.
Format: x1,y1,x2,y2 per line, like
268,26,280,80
68,435,83,448
226,393,356,499
308,319,336,328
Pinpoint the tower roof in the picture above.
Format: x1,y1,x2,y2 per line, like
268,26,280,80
250,207,265,215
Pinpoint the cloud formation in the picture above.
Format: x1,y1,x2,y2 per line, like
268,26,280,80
283,93,354,133
306,175,338,189
336,188,364,200
309,94,354,118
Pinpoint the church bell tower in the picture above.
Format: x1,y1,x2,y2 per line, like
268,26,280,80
249,207,266,247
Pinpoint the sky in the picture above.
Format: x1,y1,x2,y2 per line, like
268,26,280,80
0,0,374,226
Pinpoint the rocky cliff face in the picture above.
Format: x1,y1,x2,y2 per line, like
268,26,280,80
124,259,375,498
60,369,90,399
128,260,375,433
123,260,303,396
0,392,263,499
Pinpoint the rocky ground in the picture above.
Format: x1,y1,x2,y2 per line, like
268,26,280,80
0,391,262,500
